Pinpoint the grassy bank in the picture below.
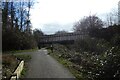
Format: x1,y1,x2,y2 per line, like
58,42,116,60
48,49,84,80
2,50,32,79
12,53,32,78
3,48,38,54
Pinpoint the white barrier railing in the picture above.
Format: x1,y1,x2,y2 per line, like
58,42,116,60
10,60,24,80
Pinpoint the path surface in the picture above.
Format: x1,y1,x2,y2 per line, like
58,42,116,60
23,49,75,78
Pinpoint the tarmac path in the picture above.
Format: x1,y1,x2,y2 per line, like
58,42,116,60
24,49,75,79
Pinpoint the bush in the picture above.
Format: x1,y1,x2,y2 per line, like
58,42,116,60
2,28,37,51
74,37,110,54
79,47,120,80
52,43,120,80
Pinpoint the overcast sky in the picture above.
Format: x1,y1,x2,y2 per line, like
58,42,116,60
30,0,119,34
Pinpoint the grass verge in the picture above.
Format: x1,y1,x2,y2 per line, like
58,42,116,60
3,48,38,54
2,53,32,79
48,49,84,80
14,54,31,78
20,66,27,78
14,54,31,62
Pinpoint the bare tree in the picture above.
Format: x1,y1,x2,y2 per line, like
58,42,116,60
15,0,34,32
106,8,118,26
73,15,104,33
10,2,15,29
26,0,34,32
17,1,24,31
2,2,9,29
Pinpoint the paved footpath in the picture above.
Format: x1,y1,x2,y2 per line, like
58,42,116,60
24,49,75,79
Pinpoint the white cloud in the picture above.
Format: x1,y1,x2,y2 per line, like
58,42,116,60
36,23,74,34
30,0,120,34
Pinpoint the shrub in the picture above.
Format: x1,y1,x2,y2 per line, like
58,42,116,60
79,47,120,80
74,37,110,54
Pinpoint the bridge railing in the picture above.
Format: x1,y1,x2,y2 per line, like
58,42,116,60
39,32,88,44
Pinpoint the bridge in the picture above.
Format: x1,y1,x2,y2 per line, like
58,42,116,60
39,32,88,44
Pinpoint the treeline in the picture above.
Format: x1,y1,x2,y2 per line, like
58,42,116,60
89,24,120,45
73,15,120,52
2,2,43,51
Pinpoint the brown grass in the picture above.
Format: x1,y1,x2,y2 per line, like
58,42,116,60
2,54,19,78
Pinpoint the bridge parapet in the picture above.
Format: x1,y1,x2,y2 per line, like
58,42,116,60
39,32,88,44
